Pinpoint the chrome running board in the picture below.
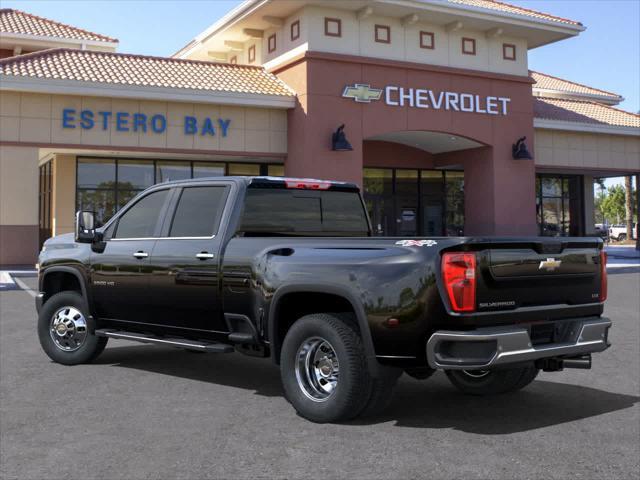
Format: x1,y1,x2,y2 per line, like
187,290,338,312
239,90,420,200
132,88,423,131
95,329,234,353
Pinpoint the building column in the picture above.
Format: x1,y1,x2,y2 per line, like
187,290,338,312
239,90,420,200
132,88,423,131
441,145,537,236
0,145,40,266
582,175,596,235
52,154,77,236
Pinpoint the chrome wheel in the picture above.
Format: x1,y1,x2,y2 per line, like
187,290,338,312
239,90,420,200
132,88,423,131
461,369,491,379
49,306,87,352
295,337,340,402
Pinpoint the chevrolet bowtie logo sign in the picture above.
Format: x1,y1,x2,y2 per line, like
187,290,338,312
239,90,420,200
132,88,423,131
342,84,383,103
538,258,562,272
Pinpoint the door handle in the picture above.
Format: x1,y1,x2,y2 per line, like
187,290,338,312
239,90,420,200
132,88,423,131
133,251,149,259
196,252,215,260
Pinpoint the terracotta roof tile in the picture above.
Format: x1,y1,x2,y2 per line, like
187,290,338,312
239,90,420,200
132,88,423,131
447,0,581,26
0,8,117,43
534,97,640,128
0,48,295,97
531,71,622,101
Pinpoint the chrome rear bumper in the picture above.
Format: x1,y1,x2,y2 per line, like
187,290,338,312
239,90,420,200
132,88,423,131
426,317,611,370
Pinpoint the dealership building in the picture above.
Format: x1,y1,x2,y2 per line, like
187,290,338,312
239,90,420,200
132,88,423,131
1,0,639,265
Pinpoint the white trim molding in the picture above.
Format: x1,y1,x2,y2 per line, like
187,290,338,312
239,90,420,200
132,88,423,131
0,32,118,50
533,89,623,106
0,75,296,109
534,118,640,137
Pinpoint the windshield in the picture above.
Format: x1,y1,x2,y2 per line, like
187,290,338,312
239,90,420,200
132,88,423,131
238,188,370,236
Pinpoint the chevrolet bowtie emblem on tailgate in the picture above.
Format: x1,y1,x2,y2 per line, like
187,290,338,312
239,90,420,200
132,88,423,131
539,258,562,272
342,84,383,103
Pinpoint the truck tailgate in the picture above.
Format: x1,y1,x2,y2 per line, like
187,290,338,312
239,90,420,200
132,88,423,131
459,238,604,313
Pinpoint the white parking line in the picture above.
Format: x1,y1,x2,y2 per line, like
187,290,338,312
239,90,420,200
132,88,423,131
0,271,15,285
13,277,37,298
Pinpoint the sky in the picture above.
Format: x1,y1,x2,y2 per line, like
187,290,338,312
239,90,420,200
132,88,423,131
3,0,638,188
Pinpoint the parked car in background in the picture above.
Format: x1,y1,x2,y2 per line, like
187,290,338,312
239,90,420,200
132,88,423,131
609,224,637,241
594,224,608,238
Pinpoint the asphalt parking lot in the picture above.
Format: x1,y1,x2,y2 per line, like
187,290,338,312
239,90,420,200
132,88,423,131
1,272,638,479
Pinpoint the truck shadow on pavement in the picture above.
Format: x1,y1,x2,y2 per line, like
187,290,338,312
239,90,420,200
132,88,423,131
97,344,639,434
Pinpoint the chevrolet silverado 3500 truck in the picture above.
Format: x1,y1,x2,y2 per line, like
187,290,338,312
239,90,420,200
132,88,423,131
36,176,611,423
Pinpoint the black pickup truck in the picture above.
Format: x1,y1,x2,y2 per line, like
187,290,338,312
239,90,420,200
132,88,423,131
36,176,611,423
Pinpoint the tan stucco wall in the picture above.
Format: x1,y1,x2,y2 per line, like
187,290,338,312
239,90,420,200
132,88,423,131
212,5,529,76
0,91,287,154
534,129,640,172
0,145,39,226
0,145,39,265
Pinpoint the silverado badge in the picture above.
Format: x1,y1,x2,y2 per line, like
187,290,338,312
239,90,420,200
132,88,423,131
538,257,562,272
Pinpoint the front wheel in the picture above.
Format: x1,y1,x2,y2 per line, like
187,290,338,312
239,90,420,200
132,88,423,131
38,291,108,365
445,366,539,395
280,313,372,423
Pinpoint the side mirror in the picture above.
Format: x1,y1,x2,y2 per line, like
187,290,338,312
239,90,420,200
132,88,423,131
75,210,96,243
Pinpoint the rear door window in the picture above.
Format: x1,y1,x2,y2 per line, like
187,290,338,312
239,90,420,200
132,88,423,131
169,186,228,237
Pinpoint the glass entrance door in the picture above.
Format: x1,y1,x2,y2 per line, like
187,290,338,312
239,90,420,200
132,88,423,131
38,162,52,248
363,168,464,236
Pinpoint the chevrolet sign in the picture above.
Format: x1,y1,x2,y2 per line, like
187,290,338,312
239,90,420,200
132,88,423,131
342,83,511,115
342,84,383,103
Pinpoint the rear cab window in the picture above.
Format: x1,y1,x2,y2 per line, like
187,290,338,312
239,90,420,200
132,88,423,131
238,182,370,236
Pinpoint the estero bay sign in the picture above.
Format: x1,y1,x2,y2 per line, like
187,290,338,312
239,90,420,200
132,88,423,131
61,109,232,136
342,83,511,115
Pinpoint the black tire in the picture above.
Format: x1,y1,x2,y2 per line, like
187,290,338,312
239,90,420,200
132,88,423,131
359,365,402,418
38,291,107,365
445,366,539,396
280,313,372,423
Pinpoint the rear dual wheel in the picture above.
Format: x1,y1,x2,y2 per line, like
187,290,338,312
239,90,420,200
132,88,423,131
280,313,400,423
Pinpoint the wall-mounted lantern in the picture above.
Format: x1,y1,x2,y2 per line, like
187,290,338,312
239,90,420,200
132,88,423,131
512,136,533,160
332,124,353,151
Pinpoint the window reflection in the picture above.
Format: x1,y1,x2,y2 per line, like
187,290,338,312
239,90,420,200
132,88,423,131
193,162,225,178
536,174,583,236
156,162,191,183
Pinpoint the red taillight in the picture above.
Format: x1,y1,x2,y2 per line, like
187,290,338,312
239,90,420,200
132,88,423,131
442,252,477,312
284,179,332,190
599,250,607,302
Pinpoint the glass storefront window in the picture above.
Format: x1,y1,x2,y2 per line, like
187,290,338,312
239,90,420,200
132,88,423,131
77,158,115,189
77,189,116,226
267,165,285,177
75,158,282,225
193,162,225,178
363,168,394,236
536,174,583,236
156,162,191,183
363,168,464,237
421,171,445,236
228,163,261,176
118,160,154,190
445,171,465,236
